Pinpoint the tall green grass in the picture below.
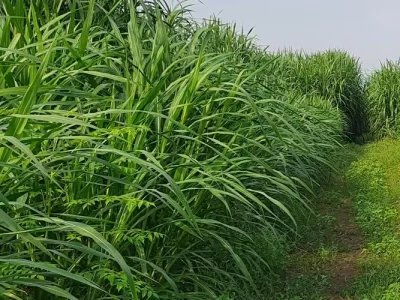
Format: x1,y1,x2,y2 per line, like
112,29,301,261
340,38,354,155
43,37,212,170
270,50,367,140
365,61,400,138
0,1,362,299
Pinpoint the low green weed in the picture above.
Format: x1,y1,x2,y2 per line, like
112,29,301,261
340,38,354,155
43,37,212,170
346,139,400,298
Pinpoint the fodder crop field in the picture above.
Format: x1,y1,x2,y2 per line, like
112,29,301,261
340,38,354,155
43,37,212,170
1,1,400,299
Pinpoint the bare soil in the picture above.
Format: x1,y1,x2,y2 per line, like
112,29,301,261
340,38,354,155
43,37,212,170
323,197,365,299
285,175,365,299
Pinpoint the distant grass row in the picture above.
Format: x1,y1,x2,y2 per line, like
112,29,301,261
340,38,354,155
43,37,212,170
274,53,400,141
366,62,400,138
0,0,394,299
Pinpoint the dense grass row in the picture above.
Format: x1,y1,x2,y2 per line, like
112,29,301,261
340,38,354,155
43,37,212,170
270,50,367,140
0,1,368,299
365,61,400,138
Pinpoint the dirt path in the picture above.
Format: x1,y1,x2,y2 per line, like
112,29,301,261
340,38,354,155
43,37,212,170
279,141,400,299
321,196,365,299
283,168,365,299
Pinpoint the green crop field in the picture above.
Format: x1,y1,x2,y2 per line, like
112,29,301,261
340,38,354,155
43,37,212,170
1,1,400,299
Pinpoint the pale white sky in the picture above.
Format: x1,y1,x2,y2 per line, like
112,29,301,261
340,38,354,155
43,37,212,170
168,0,400,72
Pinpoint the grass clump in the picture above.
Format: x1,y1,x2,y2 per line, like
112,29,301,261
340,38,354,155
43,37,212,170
271,50,367,140
366,61,400,138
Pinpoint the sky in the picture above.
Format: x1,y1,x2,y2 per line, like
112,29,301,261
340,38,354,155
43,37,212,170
168,0,400,72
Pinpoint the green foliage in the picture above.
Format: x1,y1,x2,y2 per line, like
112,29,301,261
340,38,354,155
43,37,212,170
365,61,400,138
259,144,361,299
347,161,396,239
0,0,364,299
346,139,400,298
382,283,400,300
270,50,367,140
347,139,400,239
268,140,400,299
275,274,329,300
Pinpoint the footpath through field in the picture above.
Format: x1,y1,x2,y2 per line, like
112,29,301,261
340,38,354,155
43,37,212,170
279,139,400,299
